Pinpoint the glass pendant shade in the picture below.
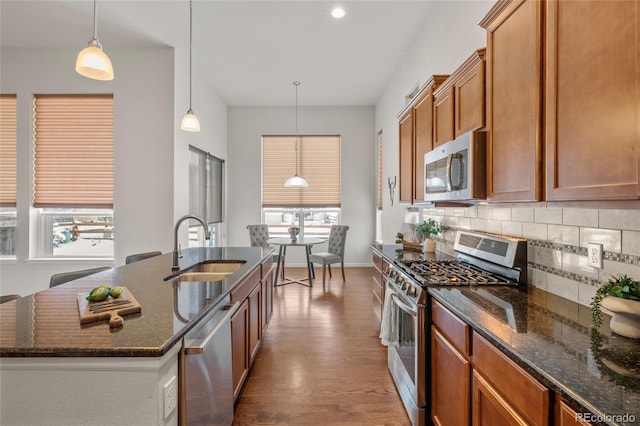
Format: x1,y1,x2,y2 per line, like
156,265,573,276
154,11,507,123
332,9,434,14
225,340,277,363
181,110,201,132
75,42,114,81
284,174,309,188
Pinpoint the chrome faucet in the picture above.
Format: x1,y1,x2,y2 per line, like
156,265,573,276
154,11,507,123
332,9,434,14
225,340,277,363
172,214,212,271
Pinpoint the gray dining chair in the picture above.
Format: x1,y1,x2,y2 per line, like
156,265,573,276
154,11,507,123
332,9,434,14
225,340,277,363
125,251,162,264
309,225,349,286
49,266,111,288
247,224,284,279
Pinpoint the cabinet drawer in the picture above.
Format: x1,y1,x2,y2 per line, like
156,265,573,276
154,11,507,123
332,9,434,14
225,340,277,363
472,332,550,425
431,299,470,357
261,255,273,279
231,266,261,303
373,251,382,270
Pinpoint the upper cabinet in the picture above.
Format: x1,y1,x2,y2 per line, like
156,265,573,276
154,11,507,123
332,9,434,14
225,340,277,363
545,0,640,201
480,0,543,202
433,49,486,148
398,76,448,205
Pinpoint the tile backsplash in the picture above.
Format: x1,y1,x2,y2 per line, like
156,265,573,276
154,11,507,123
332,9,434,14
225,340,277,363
423,206,640,307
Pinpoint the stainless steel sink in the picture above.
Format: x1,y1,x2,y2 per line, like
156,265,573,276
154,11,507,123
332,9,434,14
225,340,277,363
165,260,246,282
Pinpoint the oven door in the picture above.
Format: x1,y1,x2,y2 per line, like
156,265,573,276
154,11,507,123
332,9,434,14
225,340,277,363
383,282,427,425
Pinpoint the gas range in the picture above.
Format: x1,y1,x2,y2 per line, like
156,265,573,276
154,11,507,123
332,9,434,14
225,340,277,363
395,258,515,286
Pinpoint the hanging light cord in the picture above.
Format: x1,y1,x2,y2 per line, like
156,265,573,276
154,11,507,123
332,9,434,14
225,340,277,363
188,0,194,112
294,81,300,176
92,0,98,40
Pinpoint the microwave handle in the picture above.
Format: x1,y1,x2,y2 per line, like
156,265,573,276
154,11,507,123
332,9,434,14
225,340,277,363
446,152,462,191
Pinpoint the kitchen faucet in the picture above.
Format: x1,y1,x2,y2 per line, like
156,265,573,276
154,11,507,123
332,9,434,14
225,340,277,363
172,214,212,271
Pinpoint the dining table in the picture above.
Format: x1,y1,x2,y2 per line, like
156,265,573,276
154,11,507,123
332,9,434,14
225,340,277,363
269,237,326,286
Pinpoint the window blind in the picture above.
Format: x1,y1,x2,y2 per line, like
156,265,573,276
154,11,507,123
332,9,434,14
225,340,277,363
0,95,17,207
263,135,340,207
33,94,114,208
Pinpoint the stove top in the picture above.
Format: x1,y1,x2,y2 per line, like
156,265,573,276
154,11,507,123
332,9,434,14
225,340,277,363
395,258,515,286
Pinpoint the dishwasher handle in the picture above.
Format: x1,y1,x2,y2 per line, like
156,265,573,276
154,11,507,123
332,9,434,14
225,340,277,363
184,301,240,355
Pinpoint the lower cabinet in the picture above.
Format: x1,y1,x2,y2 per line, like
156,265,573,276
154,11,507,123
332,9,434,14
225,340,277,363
231,298,249,400
555,397,593,426
372,251,388,326
248,281,262,365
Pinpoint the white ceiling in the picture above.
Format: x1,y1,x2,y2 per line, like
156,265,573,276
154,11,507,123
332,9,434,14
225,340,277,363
0,0,437,106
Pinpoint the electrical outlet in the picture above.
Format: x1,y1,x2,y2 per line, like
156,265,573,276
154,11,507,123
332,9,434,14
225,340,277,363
163,375,177,418
587,243,603,269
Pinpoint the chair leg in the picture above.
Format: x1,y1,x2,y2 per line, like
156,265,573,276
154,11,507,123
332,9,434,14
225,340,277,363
328,265,332,278
322,265,327,286
341,262,346,281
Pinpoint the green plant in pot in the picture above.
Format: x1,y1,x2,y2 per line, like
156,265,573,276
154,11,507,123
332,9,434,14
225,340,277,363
591,273,640,338
416,219,440,253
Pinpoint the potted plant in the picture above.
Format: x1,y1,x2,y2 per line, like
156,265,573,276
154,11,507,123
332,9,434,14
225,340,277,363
591,273,640,339
415,219,440,253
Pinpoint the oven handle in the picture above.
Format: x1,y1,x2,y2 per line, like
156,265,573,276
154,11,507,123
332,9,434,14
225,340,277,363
390,293,417,317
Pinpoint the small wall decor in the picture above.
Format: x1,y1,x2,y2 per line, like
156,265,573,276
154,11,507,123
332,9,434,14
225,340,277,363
388,176,396,206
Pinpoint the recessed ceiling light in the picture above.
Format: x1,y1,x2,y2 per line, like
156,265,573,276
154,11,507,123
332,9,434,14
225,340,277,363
331,7,346,19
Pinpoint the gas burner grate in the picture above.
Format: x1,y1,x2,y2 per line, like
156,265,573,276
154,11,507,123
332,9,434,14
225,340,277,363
396,259,514,286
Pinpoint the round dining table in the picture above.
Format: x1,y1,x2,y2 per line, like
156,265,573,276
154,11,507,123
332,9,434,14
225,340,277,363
269,237,326,286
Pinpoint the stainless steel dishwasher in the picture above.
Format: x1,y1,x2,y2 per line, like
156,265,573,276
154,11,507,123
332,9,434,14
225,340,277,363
180,294,239,425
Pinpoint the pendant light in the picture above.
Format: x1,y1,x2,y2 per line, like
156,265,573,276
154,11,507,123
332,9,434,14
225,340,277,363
75,0,114,81
181,0,200,132
284,81,309,188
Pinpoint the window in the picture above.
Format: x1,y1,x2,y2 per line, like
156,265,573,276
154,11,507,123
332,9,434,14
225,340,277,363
33,94,114,258
188,145,225,247
377,130,383,210
262,135,341,237
0,95,17,256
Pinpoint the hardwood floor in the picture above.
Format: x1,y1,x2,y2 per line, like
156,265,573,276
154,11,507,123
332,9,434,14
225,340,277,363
233,267,410,425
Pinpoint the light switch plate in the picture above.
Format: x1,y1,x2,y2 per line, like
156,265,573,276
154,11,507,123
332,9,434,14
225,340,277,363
587,243,603,269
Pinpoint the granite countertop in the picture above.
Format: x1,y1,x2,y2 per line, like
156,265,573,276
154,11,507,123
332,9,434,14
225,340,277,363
372,244,640,426
0,247,273,357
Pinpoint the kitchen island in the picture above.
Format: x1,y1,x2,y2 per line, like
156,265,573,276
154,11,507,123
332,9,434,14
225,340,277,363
0,247,273,426
373,244,640,426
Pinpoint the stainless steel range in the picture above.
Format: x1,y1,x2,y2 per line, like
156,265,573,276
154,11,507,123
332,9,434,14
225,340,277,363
379,230,527,426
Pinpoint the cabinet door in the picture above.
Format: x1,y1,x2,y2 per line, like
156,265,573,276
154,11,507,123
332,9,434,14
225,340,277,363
231,298,249,400
399,110,414,204
431,326,471,426
372,252,384,325
472,370,528,426
455,58,485,137
545,0,640,200
434,86,455,148
556,399,593,426
413,90,434,203
248,282,262,365
261,270,273,333
482,0,543,202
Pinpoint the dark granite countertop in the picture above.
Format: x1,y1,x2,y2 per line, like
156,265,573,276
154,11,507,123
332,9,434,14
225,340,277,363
372,244,640,426
0,247,273,357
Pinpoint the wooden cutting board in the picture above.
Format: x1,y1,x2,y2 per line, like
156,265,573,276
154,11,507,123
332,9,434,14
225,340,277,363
77,287,142,328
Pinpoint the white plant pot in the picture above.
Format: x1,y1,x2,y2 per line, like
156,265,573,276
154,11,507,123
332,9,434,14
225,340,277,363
423,238,436,253
600,296,640,339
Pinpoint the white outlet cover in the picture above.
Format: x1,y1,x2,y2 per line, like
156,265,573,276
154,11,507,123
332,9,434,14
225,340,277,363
587,243,603,269
163,375,177,418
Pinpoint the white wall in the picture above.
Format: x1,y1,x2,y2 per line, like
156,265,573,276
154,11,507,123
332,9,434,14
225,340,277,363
374,0,494,243
0,45,230,297
227,106,375,266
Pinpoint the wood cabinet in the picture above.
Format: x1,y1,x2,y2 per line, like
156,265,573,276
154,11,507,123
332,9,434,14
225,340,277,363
261,257,273,333
555,397,593,426
372,250,389,325
431,300,471,426
247,280,262,365
398,76,448,204
433,49,486,148
480,0,543,202
545,0,640,201
231,298,249,400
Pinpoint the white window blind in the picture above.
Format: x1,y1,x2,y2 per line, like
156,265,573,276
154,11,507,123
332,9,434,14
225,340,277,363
0,95,17,207
33,94,114,208
262,135,341,208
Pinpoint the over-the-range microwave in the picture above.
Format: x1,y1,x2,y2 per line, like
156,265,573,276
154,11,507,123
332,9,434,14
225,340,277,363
424,131,487,202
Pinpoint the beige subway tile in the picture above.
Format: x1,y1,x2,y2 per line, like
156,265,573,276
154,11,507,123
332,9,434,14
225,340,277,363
599,260,640,282
453,208,467,217
458,217,471,230
512,208,534,222
470,218,485,232
579,228,621,253
546,274,579,301
502,221,523,238
527,268,547,290
547,224,580,246
577,282,597,307
534,207,563,224
531,246,561,269
485,219,502,235
599,209,640,231
477,206,493,219
523,222,548,240
622,230,640,256
561,252,598,279
492,208,512,221
562,208,599,227
465,206,478,218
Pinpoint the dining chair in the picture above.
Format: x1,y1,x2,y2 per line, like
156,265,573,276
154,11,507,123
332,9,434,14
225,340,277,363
125,251,162,264
247,224,284,279
0,294,21,304
309,225,349,286
49,266,111,288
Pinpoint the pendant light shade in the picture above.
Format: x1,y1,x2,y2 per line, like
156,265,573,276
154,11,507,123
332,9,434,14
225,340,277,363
76,0,113,81
181,0,200,132
284,81,308,188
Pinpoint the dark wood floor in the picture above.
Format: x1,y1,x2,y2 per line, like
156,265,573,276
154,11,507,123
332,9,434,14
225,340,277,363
233,267,410,425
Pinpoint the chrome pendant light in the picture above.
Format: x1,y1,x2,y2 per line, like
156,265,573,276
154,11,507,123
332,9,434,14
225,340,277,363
75,0,114,81
284,81,309,188
181,0,200,132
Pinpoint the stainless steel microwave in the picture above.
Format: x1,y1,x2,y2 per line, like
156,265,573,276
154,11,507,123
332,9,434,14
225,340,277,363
424,131,486,202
